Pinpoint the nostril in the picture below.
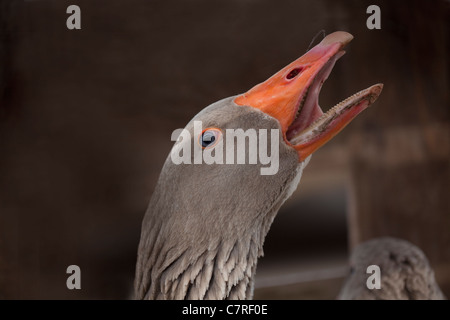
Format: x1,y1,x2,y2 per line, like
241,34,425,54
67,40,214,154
286,67,303,80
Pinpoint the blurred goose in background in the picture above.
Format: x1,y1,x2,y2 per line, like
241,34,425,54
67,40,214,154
134,31,383,300
338,237,446,300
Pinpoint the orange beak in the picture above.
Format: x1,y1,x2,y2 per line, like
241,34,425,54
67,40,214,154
234,31,383,161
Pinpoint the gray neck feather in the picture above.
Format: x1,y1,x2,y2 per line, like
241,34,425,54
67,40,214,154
134,193,267,299
133,164,302,300
135,228,260,300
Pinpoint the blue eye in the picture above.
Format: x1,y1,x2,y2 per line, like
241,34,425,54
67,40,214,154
199,128,221,149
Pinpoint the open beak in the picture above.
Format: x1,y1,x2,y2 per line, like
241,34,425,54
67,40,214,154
234,31,383,161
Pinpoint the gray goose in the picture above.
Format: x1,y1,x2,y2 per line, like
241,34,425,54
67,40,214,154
134,31,383,300
338,237,446,300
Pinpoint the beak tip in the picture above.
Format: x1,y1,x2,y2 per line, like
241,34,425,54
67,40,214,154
368,83,384,104
320,31,354,47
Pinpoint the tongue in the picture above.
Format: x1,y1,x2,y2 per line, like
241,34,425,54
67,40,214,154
286,51,344,140
286,92,323,141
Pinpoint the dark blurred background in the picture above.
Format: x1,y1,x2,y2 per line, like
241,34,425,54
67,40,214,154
0,0,448,299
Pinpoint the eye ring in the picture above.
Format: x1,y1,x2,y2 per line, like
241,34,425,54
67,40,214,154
198,128,222,149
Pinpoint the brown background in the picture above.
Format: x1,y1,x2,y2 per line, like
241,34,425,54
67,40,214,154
0,0,448,299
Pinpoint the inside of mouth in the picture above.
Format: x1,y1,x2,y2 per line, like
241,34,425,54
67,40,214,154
285,54,342,142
